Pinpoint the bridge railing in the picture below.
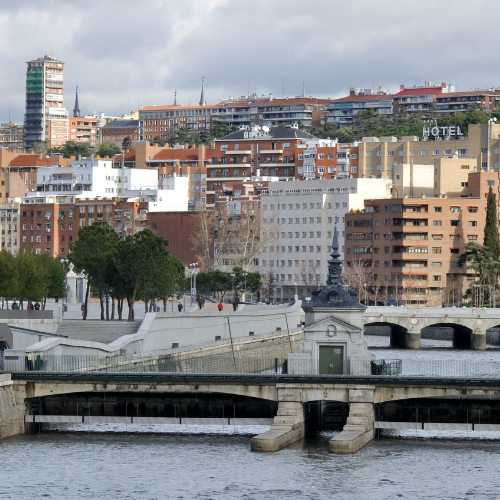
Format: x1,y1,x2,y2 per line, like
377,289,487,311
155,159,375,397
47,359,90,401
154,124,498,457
3,354,500,379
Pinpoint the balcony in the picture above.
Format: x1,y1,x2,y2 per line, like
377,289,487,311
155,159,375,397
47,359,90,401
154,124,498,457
260,150,283,154
224,150,252,155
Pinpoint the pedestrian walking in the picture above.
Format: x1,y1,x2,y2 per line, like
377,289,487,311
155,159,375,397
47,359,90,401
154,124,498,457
11,301,19,310
0,336,10,371
178,303,183,312
81,302,86,317
218,301,223,312
232,300,238,312
34,303,40,310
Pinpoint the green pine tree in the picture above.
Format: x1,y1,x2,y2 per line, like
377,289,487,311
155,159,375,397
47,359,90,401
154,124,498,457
484,185,500,261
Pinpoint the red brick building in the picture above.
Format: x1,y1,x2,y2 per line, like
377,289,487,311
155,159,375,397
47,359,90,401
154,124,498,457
20,202,77,256
146,211,200,266
101,120,139,145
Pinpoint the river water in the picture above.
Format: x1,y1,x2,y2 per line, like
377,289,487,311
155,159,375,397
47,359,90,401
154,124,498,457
3,429,500,500
4,339,500,499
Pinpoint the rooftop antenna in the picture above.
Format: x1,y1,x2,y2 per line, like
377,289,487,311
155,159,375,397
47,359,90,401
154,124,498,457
302,82,305,98
174,89,177,106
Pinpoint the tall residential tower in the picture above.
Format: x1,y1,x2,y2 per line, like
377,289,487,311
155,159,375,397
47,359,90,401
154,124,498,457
24,55,68,150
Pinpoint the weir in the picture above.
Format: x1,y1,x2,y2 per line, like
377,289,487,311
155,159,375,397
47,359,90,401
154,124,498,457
4,371,500,454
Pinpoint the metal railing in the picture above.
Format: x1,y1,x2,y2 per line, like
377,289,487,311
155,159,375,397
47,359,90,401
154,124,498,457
4,355,500,379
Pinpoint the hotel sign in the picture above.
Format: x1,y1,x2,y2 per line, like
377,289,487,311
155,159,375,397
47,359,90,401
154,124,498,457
423,126,463,139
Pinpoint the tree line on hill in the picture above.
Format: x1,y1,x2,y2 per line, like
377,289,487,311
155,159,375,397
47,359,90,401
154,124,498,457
311,104,500,143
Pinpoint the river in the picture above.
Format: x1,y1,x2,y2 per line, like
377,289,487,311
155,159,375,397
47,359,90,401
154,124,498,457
3,429,500,500
4,340,500,499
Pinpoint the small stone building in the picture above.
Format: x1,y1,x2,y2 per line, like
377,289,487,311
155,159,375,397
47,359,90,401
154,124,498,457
288,226,373,374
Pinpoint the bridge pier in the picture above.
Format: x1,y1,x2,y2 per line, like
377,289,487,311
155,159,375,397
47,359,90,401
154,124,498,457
250,402,306,452
471,332,486,350
329,388,375,454
0,375,25,440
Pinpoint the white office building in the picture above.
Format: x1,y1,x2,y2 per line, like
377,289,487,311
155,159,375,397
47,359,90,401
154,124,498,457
260,177,391,302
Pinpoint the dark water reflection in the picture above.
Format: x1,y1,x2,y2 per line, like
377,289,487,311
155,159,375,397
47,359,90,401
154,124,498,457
3,431,500,499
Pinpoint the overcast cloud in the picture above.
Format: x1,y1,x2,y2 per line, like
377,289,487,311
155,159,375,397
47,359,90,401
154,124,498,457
0,0,498,122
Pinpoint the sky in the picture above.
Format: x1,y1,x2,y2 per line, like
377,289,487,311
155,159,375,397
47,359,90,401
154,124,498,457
1,0,499,123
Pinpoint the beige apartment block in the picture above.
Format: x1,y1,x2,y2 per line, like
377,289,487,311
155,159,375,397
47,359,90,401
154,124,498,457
391,157,479,199
0,202,20,254
357,123,500,180
344,170,498,306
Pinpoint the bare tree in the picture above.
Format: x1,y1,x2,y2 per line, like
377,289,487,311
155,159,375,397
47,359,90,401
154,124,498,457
343,259,373,305
191,206,217,271
260,271,277,303
443,273,463,306
299,261,322,295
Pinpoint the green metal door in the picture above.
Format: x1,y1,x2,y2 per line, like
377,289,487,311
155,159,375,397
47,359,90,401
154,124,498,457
319,346,344,374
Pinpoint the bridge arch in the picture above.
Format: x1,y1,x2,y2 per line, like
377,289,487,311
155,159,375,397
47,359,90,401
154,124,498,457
424,322,474,349
364,321,409,348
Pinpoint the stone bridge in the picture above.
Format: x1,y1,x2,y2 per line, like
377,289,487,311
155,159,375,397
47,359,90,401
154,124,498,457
364,306,500,349
2,372,500,455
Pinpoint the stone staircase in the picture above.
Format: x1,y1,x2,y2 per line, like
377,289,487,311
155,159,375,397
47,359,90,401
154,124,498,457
56,320,141,344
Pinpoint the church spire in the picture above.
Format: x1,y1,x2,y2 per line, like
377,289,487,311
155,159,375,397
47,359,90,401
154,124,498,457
199,76,205,106
73,86,80,118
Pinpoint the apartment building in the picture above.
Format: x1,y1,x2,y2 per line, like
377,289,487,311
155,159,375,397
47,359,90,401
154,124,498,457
20,201,77,256
260,177,391,303
33,158,158,197
138,95,330,141
0,202,20,254
5,154,72,199
24,55,68,150
206,126,317,204
436,90,500,115
101,120,139,145
19,196,149,257
215,96,329,129
140,105,214,141
0,123,24,152
356,123,500,179
328,89,394,127
69,116,98,146
146,144,207,206
344,170,498,306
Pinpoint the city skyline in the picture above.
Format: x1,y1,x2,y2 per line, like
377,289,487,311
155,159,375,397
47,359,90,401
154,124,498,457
1,0,500,123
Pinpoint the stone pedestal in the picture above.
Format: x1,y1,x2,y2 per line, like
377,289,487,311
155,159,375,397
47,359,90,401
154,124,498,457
329,402,375,454
65,263,87,304
251,402,306,452
65,264,78,304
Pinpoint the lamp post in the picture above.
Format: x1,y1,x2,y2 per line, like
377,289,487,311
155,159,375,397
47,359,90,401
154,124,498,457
189,263,198,304
231,273,235,301
363,283,367,306
294,282,298,301
243,272,248,303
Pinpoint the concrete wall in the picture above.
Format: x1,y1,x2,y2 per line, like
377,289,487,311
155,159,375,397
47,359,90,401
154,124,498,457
0,311,52,320
11,303,302,358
